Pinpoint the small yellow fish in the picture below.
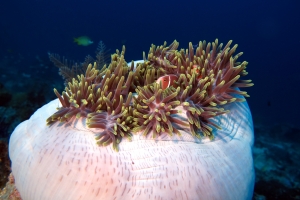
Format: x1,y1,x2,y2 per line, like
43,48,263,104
74,36,93,46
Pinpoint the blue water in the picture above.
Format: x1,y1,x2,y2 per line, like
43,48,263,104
1,0,299,127
0,0,300,198
0,0,300,125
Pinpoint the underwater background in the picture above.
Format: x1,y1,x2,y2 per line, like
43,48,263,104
0,0,299,199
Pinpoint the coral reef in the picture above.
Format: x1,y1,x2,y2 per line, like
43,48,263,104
4,43,300,198
0,140,10,189
49,41,109,86
0,173,21,200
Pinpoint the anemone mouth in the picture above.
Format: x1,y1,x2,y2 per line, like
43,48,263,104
132,83,187,138
47,39,253,151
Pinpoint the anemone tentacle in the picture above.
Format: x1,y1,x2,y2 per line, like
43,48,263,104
47,39,253,150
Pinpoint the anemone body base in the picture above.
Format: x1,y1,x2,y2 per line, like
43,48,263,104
9,96,254,200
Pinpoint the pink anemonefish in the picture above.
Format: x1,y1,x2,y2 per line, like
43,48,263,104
192,64,202,80
156,75,178,90
156,65,202,90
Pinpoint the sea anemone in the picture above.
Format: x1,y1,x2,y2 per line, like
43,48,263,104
9,39,255,200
